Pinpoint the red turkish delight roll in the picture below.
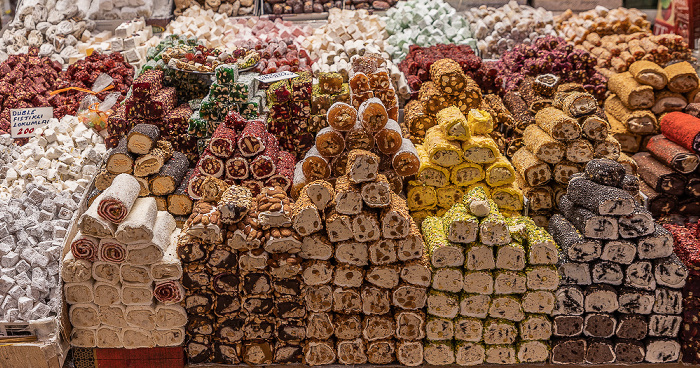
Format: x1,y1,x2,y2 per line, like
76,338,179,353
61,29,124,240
315,127,345,157
250,133,280,180
71,233,99,262
210,124,238,159
266,150,295,192
359,98,388,132
154,280,184,303
327,102,357,132
225,110,248,131
238,120,268,157
226,152,250,180
132,70,163,100
198,150,225,178
660,112,700,153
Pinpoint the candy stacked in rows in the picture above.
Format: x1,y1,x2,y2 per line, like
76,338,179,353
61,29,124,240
294,150,429,366
295,55,421,195
108,69,198,161
605,60,699,154
100,123,194,218
509,77,624,226
66,174,187,349
548,158,685,364
178,182,259,364
407,103,522,226
633,112,700,217
664,220,700,364
189,113,295,201
309,72,351,134
265,73,316,159
421,188,558,364
403,58,482,145
188,63,261,141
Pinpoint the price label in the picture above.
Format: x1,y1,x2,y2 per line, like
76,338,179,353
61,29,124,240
10,107,53,138
255,71,298,84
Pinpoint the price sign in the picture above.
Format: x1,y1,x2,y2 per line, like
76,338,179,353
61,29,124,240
255,71,298,84
10,107,53,138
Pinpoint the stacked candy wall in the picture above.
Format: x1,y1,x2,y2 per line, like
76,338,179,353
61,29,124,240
604,60,700,155
294,149,429,366
101,123,194,218
422,187,558,365
548,158,684,364
66,174,187,349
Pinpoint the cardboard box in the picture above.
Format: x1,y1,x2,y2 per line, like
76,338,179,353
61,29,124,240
531,0,622,11
653,0,700,48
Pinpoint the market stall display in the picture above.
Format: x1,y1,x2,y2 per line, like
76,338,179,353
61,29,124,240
556,7,652,45
66,174,187,348
296,161,429,366
549,158,683,364
77,19,160,67
463,1,559,59
383,0,474,63
422,199,558,364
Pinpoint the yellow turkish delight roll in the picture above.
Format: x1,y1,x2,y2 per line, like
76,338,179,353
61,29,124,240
407,181,438,211
491,183,524,212
416,145,451,187
485,156,516,187
436,106,471,141
461,136,499,164
436,185,466,209
451,162,485,187
424,125,464,167
467,109,494,135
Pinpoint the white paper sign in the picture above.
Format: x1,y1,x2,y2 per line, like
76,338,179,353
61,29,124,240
10,107,53,138
255,71,298,84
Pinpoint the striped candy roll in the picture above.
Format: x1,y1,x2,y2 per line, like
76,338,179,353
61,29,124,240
97,174,141,223
71,232,99,261
154,280,184,304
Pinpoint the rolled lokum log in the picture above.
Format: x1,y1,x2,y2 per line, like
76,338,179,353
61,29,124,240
601,240,637,264
593,134,622,160
404,100,436,144
346,149,379,184
315,127,345,158
608,72,655,109
552,339,586,364
566,139,594,163
607,113,642,153
616,314,648,340
485,345,516,364
494,270,527,294
645,339,681,363
605,95,657,134
660,112,700,153
654,255,687,288
629,60,668,89
536,107,582,141
618,207,656,238
485,156,515,187
503,91,535,129
436,106,471,141
652,90,688,115
375,119,403,155
106,137,134,175
62,252,92,283
665,61,699,93
585,339,616,364
634,152,687,195
512,147,551,187
250,134,280,180
358,98,388,133
580,115,610,141
424,125,463,167
441,204,478,244
431,58,467,95
71,232,100,262
647,134,699,173
302,147,331,181
467,109,494,135
562,92,598,118
114,197,158,244
392,139,420,176
553,315,584,337
618,288,655,314
548,214,602,262
423,217,465,268
380,194,411,239
567,177,635,215
134,141,174,177
523,125,565,164
649,314,681,338
237,121,267,157
553,161,582,184
615,341,645,363
584,158,626,187
552,286,584,316
461,135,499,164
561,201,619,240
424,341,455,365
583,313,617,338
127,124,160,155
98,174,141,224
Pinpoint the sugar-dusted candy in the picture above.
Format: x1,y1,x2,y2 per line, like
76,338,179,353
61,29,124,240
358,98,388,133
326,102,357,132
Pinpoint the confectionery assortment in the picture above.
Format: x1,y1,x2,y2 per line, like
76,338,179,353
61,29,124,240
66,174,187,348
383,0,474,62
463,1,559,59
604,60,700,156
549,158,683,364
633,112,700,217
422,194,558,364
1,1,700,366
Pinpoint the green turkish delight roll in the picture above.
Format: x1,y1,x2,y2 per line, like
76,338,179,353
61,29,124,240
441,204,479,244
464,243,495,271
456,341,486,366
463,271,494,295
454,317,483,342
488,295,524,322
427,289,460,319
493,270,527,295
215,63,238,85
495,242,526,271
517,340,550,363
526,265,559,291
485,345,517,364
483,319,518,345
422,217,465,268
426,316,455,341
519,314,553,340
460,293,492,318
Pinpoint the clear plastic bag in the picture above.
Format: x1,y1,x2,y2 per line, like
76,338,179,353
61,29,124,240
77,73,119,134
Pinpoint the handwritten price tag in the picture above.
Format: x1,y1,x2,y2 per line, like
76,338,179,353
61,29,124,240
10,107,53,138
255,71,298,84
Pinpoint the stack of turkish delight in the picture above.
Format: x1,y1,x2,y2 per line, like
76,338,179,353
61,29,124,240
295,149,429,366
309,72,350,136
108,69,198,163
265,72,316,159
188,63,260,141
508,77,628,226
296,54,420,196
604,60,700,154
105,18,157,67
548,158,685,364
408,104,522,226
181,181,305,364
403,58,482,145
664,220,700,363
633,112,700,217
66,174,187,348
99,123,194,219
421,188,558,365
189,114,296,200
